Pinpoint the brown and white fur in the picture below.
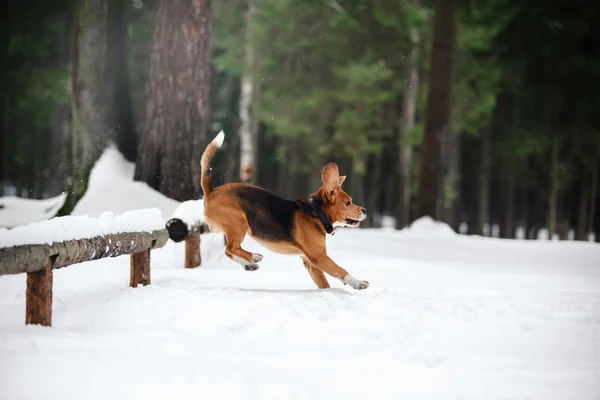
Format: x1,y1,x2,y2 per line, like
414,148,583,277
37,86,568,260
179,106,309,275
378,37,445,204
201,131,369,290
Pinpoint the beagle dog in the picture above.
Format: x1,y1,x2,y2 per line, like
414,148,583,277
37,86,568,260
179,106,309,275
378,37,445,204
201,131,369,290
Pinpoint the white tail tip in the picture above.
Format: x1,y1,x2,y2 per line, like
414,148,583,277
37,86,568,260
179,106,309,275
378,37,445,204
213,131,225,148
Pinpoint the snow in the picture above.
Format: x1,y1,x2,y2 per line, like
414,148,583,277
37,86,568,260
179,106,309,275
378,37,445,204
0,147,173,248
0,146,179,233
1,223,599,399
71,146,180,219
0,192,66,228
400,215,457,238
0,208,164,248
171,199,205,226
1,148,599,399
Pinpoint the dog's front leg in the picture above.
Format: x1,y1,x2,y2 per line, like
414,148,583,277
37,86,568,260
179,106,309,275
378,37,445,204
301,256,330,289
308,254,369,290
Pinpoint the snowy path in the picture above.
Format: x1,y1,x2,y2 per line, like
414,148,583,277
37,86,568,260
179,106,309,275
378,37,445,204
1,227,599,400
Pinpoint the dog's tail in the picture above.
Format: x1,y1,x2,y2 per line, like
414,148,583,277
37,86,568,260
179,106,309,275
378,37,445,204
201,131,225,199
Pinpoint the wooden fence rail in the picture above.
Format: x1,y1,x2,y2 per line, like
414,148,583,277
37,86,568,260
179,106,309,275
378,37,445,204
0,229,171,327
1,204,210,327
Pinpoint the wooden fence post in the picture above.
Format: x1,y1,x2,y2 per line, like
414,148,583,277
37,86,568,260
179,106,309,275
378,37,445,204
185,233,201,268
130,249,151,287
26,261,53,326
165,215,209,269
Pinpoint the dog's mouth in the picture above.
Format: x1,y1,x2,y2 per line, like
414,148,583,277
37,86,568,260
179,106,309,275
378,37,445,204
345,218,360,227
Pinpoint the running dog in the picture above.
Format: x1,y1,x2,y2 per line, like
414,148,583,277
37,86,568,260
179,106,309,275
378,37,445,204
200,131,369,290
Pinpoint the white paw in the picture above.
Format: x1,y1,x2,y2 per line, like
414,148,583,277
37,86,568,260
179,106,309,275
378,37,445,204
232,255,260,271
252,253,263,263
244,263,259,271
343,275,369,290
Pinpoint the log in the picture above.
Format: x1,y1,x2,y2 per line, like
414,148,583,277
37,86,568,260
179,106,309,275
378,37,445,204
185,233,201,268
165,218,209,242
166,200,210,269
26,261,53,326
0,229,168,276
130,249,151,287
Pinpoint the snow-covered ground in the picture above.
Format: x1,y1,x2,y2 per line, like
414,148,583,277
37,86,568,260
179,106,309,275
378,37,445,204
0,192,66,228
1,146,178,229
71,146,180,219
1,220,599,399
1,147,599,399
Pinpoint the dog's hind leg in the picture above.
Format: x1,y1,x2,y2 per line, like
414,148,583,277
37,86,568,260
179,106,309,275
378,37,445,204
221,217,263,271
301,257,330,289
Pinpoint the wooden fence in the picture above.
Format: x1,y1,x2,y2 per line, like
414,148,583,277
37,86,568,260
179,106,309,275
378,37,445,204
166,216,209,268
0,210,210,327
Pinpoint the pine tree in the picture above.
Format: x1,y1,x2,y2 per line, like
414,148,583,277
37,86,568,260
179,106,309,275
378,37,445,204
71,0,114,200
135,0,212,201
416,0,458,220
238,0,257,183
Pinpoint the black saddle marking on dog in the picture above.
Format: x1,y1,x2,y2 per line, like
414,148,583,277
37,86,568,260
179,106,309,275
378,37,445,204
232,186,297,242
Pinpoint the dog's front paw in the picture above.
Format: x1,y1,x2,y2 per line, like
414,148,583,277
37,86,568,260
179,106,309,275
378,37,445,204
251,253,264,263
352,280,369,290
244,263,260,271
343,275,369,290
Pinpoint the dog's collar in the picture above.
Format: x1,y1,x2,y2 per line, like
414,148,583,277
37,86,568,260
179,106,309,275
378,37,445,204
308,196,335,235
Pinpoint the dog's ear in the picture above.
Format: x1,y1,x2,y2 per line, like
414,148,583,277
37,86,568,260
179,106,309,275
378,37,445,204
321,162,340,197
338,176,346,187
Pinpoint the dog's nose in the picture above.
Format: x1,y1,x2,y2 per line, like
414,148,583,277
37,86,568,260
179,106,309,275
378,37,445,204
361,207,367,215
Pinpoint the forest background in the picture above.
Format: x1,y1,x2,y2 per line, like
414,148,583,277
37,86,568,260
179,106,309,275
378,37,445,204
2,0,599,241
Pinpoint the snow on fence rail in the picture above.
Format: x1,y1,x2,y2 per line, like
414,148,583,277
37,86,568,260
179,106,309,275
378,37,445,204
0,205,208,327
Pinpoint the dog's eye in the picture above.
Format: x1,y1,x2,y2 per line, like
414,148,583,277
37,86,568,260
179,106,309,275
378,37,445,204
346,201,351,206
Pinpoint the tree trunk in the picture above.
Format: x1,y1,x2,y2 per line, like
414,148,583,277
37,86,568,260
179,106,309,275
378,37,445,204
352,168,370,228
366,155,383,227
416,0,458,221
222,75,239,184
588,157,598,241
45,107,71,198
547,134,560,240
32,140,43,198
384,164,396,218
557,198,569,240
520,190,529,239
45,12,73,199
225,133,239,184
239,0,256,183
107,0,136,162
442,130,460,229
576,178,589,241
475,129,490,236
277,144,287,196
502,162,516,238
0,10,9,192
135,0,212,201
287,141,299,198
557,222,569,240
0,105,7,193
397,3,420,229
71,0,114,201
